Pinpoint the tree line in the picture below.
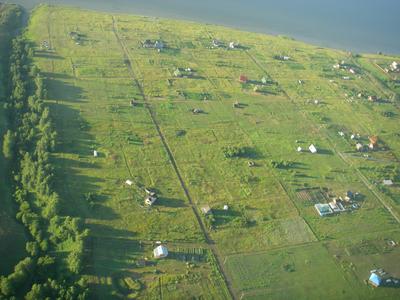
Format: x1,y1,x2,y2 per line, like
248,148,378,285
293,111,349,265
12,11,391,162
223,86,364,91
1,35,89,299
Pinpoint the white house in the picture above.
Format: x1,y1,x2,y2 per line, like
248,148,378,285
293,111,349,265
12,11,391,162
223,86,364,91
297,146,302,152
145,196,157,206
125,180,133,186
356,143,363,151
93,150,98,157
153,245,168,259
309,144,317,154
383,179,393,186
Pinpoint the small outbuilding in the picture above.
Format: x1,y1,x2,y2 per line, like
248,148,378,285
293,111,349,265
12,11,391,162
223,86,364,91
297,147,302,152
356,143,363,151
315,203,333,217
383,179,393,186
145,196,157,206
369,273,383,287
223,205,229,211
309,144,317,154
93,150,98,157
174,68,182,77
201,205,212,215
153,245,168,259
125,180,133,186
239,75,248,83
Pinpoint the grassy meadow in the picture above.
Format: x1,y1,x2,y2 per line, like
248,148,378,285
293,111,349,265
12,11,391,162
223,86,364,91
23,4,400,298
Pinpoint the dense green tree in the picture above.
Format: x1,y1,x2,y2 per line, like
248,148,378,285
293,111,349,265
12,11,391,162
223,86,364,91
2,130,15,159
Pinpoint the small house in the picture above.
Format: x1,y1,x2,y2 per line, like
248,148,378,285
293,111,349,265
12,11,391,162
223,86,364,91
93,150,98,157
223,205,229,211
369,136,378,150
154,40,164,50
329,201,342,213
239,75,248,83
356,143,363,151
145,188,156,196
383,179,393,186
212,39,222,48
368,95,378,102
345,191,354,201
145,196,157,206
369,273,383,287
248,161,255,167
174,68,182,77
390,61,399,72
153,245,168,259
229,42,237,49
343,76,350,80
338,131,345,137
201,205,211,215
261,77,269,85
349,68,356,74
125,180,133,186
333,63,340,69
314,203,333,217
309,144,317,154
297,147,302,152
192,108,203,114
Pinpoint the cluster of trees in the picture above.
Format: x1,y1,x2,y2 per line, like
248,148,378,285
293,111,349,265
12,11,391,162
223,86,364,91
270,160,294,169
0,37,89,299
222,146,247,158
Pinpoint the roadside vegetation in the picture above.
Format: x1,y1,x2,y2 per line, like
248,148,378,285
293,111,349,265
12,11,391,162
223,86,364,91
0,11,89,298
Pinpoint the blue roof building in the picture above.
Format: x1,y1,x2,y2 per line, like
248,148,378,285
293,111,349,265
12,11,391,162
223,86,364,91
369,273,382,287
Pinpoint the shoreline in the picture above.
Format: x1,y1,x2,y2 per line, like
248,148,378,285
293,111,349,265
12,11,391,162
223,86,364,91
7,0,400,56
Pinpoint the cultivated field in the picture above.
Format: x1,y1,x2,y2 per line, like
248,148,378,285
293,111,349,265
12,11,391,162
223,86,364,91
24,4,400,298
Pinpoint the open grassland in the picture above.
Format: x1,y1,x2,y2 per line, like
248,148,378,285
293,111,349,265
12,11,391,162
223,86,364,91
0,3,27,275
25,4,400,298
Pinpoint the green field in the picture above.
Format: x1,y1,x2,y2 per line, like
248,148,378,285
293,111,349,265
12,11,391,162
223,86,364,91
18,4,400,298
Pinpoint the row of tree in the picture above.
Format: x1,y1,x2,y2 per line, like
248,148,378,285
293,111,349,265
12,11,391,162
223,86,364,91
0,35,89,299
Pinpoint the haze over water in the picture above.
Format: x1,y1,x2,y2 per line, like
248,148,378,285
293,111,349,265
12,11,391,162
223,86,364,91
8,0,400,54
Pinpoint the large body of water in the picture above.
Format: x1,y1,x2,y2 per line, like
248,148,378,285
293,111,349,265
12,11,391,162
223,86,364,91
7,0,400,54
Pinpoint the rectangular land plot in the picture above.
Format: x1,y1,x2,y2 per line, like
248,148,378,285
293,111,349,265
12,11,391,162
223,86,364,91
226,243,360,299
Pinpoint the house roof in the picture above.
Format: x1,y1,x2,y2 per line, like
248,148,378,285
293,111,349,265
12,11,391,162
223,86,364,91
315,203,333,216
369,273,382,286
153,245,168,258
309,144,317,153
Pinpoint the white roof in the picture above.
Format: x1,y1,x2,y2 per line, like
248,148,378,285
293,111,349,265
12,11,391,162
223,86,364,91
125,180,133,186
383,179,393,186
309,144,317,153
153,245,168,258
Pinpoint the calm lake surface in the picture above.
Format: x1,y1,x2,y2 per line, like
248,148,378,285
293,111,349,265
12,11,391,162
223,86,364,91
7,0,400,54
